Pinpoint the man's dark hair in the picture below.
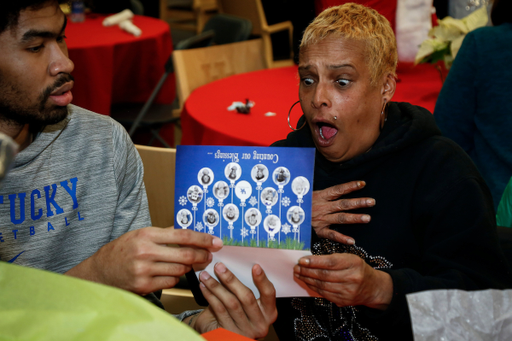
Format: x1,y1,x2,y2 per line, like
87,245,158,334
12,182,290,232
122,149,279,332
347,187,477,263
491,0,512,26
1,0,69,34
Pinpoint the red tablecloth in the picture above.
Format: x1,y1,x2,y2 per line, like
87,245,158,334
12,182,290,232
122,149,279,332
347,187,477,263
66,14,175,115
181,63,443,146
201,328,253,340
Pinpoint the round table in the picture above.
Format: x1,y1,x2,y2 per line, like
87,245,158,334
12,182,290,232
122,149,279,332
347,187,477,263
182,66,300,147
66,14,175,115
181,63,443,146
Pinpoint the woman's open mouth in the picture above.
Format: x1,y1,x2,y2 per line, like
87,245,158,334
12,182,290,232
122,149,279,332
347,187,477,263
317,122,338,143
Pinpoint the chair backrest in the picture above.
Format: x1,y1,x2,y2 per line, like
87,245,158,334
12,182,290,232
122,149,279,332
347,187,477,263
192,0,218,12
172,38,266,108
135,145,176,228
217,0,267,35
130,0,144,15
202,13,252,45
175,30,215,51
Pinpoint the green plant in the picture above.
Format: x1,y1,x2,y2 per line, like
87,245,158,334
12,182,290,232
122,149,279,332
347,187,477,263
415,6,488,68
221,236,308,250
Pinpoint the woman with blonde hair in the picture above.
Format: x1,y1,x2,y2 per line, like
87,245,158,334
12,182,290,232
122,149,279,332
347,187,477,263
272,3,511,340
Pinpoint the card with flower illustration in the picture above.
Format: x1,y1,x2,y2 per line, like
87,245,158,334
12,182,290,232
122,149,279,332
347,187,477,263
174,145,315,250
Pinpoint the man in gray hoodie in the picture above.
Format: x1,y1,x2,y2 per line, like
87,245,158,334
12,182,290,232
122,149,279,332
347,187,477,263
0,1,276,337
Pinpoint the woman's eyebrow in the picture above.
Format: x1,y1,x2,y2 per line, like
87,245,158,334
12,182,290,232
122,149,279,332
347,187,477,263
328,64,355,70
298,64,355,72
298,65,313,72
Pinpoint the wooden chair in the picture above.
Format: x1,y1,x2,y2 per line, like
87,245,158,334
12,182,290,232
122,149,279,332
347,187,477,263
135,145,176,228
160,0,218,33
217,0,294,68
172,38,267,111
111,31,215,148
135,144,204,313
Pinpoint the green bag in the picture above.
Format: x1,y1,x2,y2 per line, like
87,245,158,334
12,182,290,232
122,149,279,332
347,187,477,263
497,177,512,228
0,262,205,341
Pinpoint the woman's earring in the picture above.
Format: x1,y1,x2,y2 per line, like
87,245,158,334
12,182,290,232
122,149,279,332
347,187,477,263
288,101,306,131
380,100,388,129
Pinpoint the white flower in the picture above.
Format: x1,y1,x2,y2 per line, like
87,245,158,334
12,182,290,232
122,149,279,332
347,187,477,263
415,6,488,68
179,195,188,206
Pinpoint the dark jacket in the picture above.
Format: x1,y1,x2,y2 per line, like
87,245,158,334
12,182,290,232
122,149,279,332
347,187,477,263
271,102,512,340
434,24,512,211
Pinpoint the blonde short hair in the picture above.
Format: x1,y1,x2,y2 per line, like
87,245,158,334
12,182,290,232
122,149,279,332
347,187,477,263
300,3,397,85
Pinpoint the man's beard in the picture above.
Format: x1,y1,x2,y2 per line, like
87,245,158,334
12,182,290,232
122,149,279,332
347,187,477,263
0,73,74,126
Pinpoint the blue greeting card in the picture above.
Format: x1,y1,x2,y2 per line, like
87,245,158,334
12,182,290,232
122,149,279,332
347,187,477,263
175,145,316,250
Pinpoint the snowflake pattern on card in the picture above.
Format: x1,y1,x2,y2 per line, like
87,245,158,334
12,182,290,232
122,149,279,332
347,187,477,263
241,227,249,238
282,223,291,234
281,196,291,207
206,197,215,208
179,195,188,206
249,196,258,207
195,222,204,231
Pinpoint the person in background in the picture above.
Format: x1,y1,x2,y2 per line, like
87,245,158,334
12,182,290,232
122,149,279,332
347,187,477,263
271,3,512,340
434,0,512,211
0,1,276,338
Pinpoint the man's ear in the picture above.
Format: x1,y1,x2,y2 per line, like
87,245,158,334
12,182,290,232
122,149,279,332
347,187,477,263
381,73,396,102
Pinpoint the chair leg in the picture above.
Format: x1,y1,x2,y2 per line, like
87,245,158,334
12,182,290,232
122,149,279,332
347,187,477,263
262,34,274,68
129,71,170,137
151,129,173,148
287,27,294,61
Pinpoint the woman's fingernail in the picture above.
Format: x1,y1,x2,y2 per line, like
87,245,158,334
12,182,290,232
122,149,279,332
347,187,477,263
254,264,263,276
362,215,371,222
347,238,355,245
367,199,375,205
200,271,211,281
299,258,310,265
215,262,227,273
200,283,206,289
212,237,223,247
357,181,366,187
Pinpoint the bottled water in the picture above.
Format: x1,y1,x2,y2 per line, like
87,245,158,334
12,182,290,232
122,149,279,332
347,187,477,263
70,0,85,23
